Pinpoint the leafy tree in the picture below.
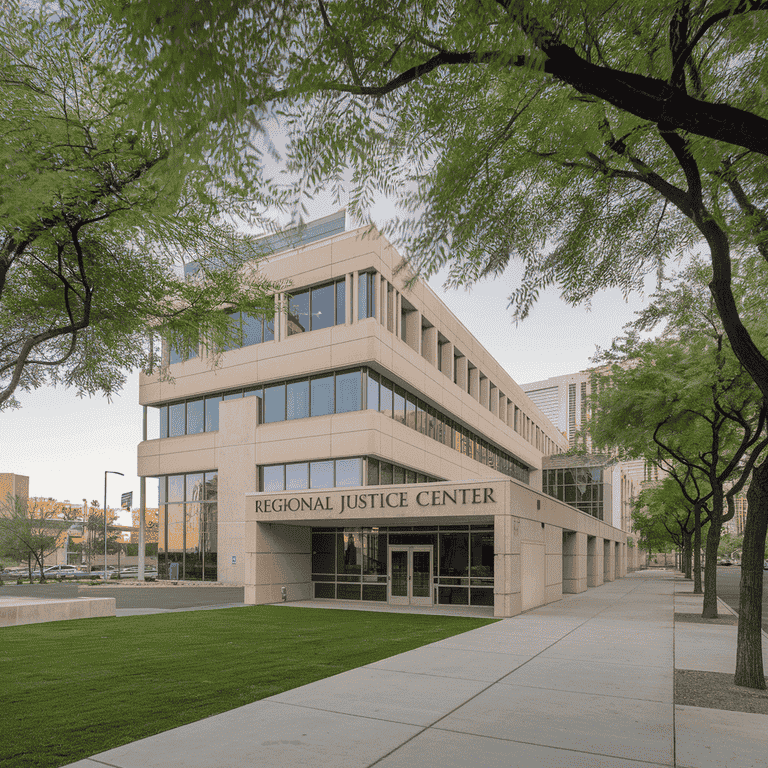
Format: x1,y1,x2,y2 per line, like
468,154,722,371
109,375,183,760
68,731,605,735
0,1,279,410
0,495,62,580
104,0,768,687
78,502,121,573
592,261,768,618
633,476,706,579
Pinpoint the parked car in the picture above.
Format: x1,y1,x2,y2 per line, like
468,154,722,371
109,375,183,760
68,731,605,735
764,560,768,570
718,559,732,566
119,566,158,578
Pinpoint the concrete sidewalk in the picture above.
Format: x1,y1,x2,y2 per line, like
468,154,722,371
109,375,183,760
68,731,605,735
63,571,768,768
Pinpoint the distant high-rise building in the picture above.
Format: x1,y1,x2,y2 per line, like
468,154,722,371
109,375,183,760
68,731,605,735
0,473,29,504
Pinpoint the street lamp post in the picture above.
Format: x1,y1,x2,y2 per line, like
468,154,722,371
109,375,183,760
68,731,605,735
104,471,124,580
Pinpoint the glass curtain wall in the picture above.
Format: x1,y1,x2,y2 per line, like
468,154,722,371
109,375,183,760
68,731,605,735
158,471,218,580
311,524,494,605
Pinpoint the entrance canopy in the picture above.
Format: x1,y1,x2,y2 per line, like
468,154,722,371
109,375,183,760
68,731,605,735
244,479,627,617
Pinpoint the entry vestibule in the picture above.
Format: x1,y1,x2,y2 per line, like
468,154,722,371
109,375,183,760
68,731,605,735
389,546,432,605
244,479,628,617
310,525,495,608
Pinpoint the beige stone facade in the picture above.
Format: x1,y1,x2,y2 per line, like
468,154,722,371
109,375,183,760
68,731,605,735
137,212,627,615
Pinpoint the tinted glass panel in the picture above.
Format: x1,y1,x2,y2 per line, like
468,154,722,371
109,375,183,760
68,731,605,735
311,283,335,330
222,312,240,351
204,472,218,501
338,532,362,576
286,462,309,490
205,396,221,432
380,462,393,484
405,394,416,430
335,458,362,487
242,312,263,346
393,387,406,424
310,460,334,489
186,473,204,504
288,290,309,335
358,272,374,319
312,532,336,574
287,380,310,420
471,532,494,578
187,399,204,434
311,375,334,416
264,317,274,341
366,371,379,411
393,465,405,485
264,384,286,423
440,532,469,577
367,458,379,485
169,403,185,437
380,379,393,418
336,371,361,413
168,475,185,503
262,465,284,492
159,406,168,439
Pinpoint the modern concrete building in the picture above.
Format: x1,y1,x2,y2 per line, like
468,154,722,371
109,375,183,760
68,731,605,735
138,211,627,616
522,371,648,570
0,473,29,504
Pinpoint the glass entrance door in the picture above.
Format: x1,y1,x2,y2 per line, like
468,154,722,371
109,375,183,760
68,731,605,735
388,546,433,606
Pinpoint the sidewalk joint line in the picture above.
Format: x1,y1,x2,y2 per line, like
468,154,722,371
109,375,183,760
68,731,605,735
365,576,661,768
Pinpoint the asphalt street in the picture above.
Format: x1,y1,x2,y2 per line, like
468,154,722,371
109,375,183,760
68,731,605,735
0,582,245,610
3,570,766,626
713,565,768,633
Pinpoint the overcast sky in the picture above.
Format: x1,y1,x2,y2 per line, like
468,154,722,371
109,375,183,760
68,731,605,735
1,200,656,526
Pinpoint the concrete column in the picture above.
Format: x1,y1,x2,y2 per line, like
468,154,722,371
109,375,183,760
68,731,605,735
479,376,490,409
498,395,507,424
619,542,627,577
544,524,562,605
604,538,615,582
587,535,603,587
439,341,453,378
405,310,421,354
395,291,402,339
489,384,499,416
469,367,480,400
562,531,587,593
380,279,388,328
422,325,438,367
244,523,312,605
455,355,468,391
494,514,522,618
277,294,286,341
374,273,382,324
347,272,354,325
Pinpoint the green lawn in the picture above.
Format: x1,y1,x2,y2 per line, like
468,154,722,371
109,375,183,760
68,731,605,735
2,607,496,768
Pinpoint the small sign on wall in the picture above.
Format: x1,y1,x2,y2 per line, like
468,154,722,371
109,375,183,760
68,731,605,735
232,555,236,564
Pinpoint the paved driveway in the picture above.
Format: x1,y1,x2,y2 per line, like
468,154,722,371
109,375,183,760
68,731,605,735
1,583,245,611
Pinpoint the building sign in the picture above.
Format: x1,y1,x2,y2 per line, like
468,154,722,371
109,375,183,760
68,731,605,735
121,492,133,509
254,487,496,515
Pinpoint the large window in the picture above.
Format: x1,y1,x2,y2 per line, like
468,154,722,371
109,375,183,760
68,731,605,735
358,272,376,320
260,457,440,492
158,471,218,580
288,279,346,335
223,310,274,350
310,524,493,604
543,467,604,520
153,367,528,483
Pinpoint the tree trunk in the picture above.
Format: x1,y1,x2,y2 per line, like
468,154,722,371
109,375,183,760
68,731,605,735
693,504,703,594
702,517,721,617
703,488,724,618
683,533,692,579
735,454,768,689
